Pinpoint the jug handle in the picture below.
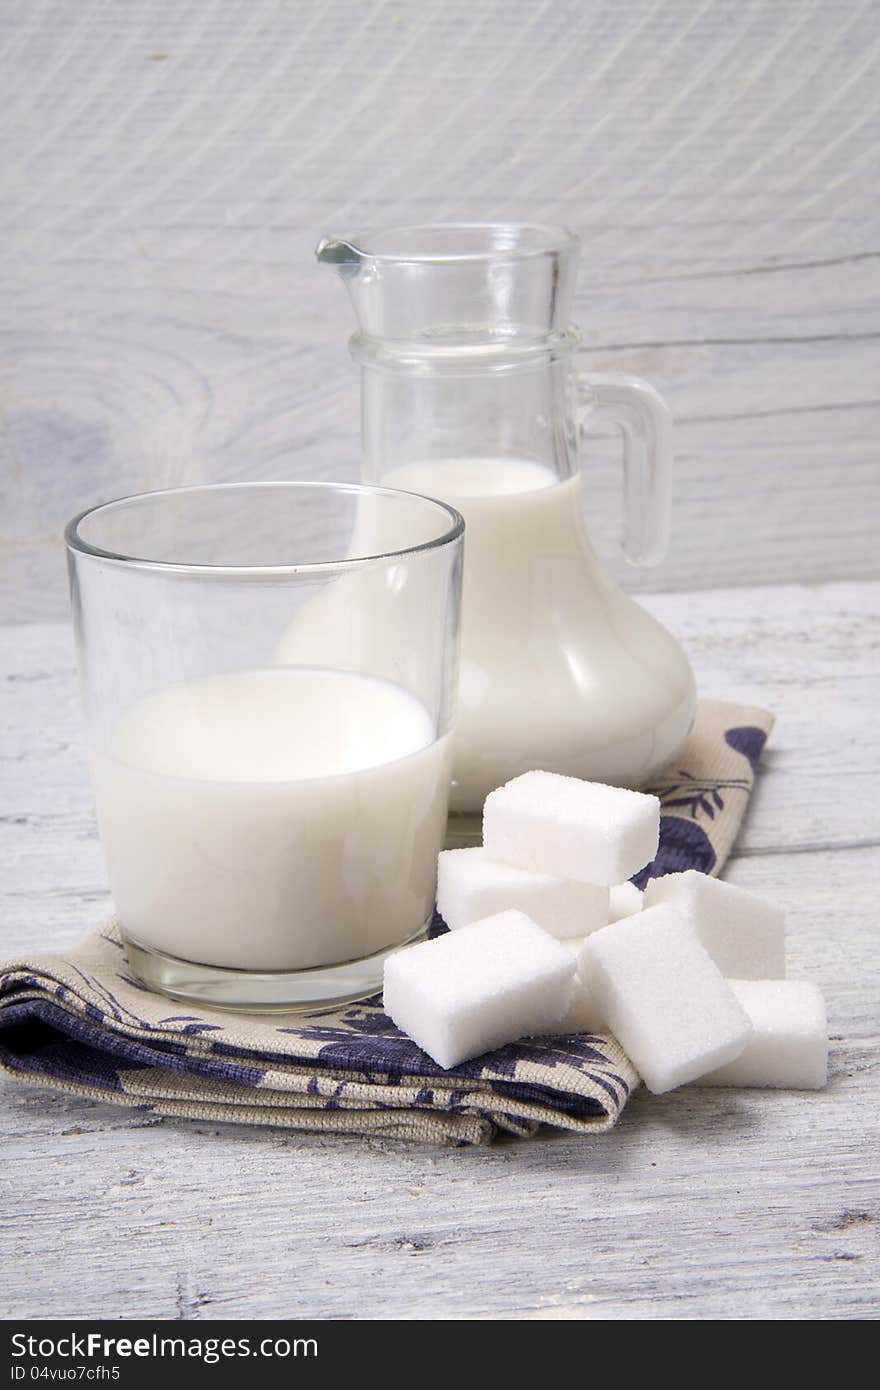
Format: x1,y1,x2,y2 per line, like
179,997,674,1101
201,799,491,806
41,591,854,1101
576,371,672,566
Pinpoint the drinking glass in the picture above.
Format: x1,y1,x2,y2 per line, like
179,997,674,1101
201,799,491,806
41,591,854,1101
65,481,463,1011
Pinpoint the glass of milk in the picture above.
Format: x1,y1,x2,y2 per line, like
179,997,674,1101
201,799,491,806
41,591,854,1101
65,481,463,1011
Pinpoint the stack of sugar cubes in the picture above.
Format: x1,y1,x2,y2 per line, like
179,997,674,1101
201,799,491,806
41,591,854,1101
383,770,827,1094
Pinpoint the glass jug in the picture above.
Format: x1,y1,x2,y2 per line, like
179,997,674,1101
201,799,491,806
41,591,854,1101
317,223,697,821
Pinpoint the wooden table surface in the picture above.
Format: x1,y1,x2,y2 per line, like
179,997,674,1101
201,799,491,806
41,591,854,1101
3,581,877,1321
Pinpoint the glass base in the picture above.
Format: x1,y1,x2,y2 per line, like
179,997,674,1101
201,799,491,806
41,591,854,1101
122,922,431,1014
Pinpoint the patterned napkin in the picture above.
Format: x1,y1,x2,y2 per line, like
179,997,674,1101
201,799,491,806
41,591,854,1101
0,699,772,1146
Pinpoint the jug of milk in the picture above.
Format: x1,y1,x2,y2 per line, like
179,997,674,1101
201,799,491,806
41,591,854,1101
317,223,697,818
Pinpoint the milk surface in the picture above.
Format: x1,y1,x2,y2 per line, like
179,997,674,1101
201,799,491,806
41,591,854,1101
90,668,450,971
382,457,695,812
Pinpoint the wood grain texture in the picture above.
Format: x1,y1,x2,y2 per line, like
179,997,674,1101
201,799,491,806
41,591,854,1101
2,582,878,1320
2,0,879,619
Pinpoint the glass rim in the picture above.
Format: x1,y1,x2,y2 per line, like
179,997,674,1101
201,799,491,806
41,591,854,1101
321,221,581,265
64,480,465,577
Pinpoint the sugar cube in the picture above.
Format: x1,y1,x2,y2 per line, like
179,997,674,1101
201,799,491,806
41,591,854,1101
557,939,606,1033
643,870,785,979
483,771,660,885
383,909,575,1070
697,980,827,1089
579,904,753,1094
608,881,644,922
437,847,609,939
534,938,608,1034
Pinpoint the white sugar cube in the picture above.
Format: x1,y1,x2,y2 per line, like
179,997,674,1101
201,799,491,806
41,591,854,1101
557,939,606,1033
698,980,827,1090
483,771,660,886
608,882,644,922
437,847,609,939
580,904,753,1094
383,910,575,1070
643,870,786,979
534,939,607,1035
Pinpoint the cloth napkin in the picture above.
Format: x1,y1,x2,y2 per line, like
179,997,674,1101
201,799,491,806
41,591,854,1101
0,699,773,1146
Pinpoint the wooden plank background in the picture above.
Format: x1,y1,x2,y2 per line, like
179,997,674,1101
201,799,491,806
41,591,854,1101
2,0,879,621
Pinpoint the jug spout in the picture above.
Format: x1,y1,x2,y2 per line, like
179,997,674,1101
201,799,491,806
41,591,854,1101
315,235,368,277
315,223,581,344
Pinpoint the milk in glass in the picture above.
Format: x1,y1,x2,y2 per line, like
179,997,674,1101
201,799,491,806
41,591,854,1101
89,668,449,971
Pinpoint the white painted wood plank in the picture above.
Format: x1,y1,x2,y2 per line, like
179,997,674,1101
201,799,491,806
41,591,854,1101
0,580,878,1319
5,327,878,619
1,844,876,1322
2,1,879,618
645,583,880,857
